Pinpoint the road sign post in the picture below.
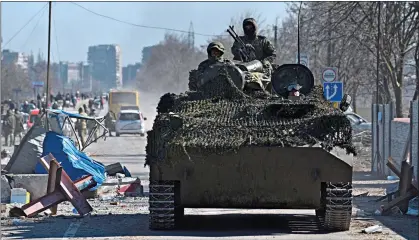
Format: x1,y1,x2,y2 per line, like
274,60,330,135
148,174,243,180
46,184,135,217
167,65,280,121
32,81,45,88
323,82,344,102
322,67,339,83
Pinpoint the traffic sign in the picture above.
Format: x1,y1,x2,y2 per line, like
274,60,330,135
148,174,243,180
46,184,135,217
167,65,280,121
32,81,44,87
323,82,343,102
296,53,309,68
322,67,338,83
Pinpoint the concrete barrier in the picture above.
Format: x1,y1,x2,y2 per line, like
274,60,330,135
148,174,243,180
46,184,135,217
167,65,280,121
4,174,48,202
1,175,11,203
372,100,419,177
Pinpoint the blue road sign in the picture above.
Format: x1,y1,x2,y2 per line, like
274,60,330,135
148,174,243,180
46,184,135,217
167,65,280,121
32,81,44,87
323,82,343,102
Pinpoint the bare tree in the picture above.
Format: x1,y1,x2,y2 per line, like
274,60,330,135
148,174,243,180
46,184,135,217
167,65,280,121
137,33,206,94
288,2,419,116
1,63,32,101
205,10,268,60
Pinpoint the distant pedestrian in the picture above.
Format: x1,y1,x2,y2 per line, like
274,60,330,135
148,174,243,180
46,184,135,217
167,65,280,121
75,107,88,149
13,109,25,145
3,110,16,147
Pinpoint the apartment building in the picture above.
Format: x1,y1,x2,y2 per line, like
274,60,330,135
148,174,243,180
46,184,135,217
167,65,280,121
87,44,122,90
1,49,29,70
122,62,141,88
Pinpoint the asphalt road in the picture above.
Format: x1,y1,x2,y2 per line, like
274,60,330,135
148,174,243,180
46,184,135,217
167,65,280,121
83,103,150,182
1,97,371,240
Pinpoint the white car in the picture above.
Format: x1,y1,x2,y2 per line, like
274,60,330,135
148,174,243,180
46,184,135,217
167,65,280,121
115,110,147,137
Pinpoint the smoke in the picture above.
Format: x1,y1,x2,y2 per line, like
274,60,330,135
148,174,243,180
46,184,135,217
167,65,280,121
138,89,161,131
134,33,206,130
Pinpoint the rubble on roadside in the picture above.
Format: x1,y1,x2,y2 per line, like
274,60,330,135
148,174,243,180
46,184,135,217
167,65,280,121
1,105,144,220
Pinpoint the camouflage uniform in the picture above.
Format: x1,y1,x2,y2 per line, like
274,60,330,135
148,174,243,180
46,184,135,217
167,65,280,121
197,42,233,73
13,110,25,145
231,18,277,92
3,110,16,147
231,18,276,66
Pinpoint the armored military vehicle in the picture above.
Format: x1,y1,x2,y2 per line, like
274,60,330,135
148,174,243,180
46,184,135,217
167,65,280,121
146,63,355,232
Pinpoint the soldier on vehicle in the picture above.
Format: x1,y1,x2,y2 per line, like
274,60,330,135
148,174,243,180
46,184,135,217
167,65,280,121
197,42,232,73
231,18,276,71
75,107,88,149
13,109,25,145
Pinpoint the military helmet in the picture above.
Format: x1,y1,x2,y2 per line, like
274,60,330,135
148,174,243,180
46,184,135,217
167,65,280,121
207,41,225,55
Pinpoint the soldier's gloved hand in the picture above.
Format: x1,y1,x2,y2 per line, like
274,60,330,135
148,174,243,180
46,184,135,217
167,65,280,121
244,44,255,51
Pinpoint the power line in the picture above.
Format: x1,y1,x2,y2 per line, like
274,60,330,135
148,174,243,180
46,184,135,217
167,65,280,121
2,3,48,48
70,2,225,37
21,5,48,50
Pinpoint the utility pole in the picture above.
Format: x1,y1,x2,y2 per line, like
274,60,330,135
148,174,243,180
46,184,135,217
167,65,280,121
46,1,52,127
273,17,278,63
188,21,195,49
46,2,52,107
0,2,3,149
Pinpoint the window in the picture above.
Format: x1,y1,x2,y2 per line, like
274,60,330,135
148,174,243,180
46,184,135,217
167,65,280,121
119,113,140,121
110,92,137,105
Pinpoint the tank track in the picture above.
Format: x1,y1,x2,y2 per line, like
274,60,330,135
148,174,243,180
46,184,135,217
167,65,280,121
317,182,352,231
148,180,182,230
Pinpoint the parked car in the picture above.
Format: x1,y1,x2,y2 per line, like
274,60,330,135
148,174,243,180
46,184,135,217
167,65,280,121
344,112,371,132
115,109,147,137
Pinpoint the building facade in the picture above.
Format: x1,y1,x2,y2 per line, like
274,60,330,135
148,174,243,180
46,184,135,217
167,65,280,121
122,63,141,88
59,62,83,83
142,46,153,63
87,44,122,90
1,49,29,70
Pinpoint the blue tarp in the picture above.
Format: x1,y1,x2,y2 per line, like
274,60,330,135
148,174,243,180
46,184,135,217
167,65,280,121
35,131,106,190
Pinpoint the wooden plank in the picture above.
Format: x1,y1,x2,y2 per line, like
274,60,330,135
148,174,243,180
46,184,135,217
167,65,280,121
382,190,417,215
398,161,414,213
387,157,418,190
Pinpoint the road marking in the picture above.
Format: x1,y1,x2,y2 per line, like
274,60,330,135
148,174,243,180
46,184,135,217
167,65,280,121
62,219,82,239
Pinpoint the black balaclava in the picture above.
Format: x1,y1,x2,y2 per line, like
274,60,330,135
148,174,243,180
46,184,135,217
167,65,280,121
243,18,257,40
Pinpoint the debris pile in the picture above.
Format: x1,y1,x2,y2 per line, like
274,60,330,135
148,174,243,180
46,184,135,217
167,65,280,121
352,130,372,163
146,70,356,165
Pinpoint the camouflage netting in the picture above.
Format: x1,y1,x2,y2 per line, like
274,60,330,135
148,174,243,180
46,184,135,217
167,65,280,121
145,67,356,166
